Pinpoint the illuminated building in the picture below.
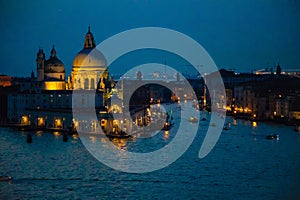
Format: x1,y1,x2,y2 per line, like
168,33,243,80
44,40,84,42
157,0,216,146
6,26,114,131
69,26,113,91
36,46,66,90
0,74,12,87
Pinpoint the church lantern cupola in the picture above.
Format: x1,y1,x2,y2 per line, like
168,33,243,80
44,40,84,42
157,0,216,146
84,25,96,49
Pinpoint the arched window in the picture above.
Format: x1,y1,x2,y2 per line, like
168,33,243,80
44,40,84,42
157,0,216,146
84,78,89,89
90,78,95,89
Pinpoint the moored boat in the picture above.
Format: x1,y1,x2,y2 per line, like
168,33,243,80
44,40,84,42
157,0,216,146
27,134,32,143
63,133,68,142
0,175,12,182
106,131,131,139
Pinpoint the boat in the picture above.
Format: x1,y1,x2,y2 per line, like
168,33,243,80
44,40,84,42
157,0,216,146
178,105,182,110
189,117,198,123
63,133,68,142
106,131,131,139
27,134,32,143
210,123,217,127
161,111,174,131
223,122,231,130
162,122,171,131
0,175,12,182
265,134,279,140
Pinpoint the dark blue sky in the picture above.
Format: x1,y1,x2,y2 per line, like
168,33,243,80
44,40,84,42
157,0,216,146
0,0,299,77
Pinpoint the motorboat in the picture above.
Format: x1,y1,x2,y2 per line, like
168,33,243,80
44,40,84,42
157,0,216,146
223,122,231,130
161,112,174,131
265,134,279,140
162,122,171,131
0,175,12,182
189,117,198,123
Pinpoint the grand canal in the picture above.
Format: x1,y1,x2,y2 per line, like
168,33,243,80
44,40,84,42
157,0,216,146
1,103,300,199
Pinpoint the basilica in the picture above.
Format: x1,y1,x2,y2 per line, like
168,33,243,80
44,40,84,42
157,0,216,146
6,26,122,133
35,26,113,92
5,26,167,134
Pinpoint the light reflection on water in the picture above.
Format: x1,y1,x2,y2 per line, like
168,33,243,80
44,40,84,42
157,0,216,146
164,131,169,141
1,111,300,199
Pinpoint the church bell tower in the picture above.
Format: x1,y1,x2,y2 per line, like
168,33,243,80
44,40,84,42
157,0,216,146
36,49,45,81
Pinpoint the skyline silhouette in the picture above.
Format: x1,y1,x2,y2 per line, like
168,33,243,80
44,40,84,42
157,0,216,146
0,0,299,76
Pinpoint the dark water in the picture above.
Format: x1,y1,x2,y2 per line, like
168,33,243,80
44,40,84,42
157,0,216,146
1,107,300,199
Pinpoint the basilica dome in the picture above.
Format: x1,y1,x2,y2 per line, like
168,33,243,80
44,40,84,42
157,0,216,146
72,26,107,71
72,48,107,70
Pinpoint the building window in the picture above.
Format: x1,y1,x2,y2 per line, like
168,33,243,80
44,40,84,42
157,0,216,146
84,78,89,89
91,78,95,89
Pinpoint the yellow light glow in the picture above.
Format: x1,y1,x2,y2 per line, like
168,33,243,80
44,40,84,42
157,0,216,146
44,81,66,90
37,117,45,127
164,131,169,141
36,131,42,137
89,136,97,143
252,122,257,127
22,115,28,124
233,119,237,125
72,134,79,140
55,118,62,128
53,131,60,138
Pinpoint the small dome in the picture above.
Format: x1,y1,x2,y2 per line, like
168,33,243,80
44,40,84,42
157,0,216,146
44,46,65,73
72,48,107,70
45,57,65,73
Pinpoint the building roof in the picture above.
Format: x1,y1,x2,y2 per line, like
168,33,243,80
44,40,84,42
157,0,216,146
44,46,65,73
72,26,107,71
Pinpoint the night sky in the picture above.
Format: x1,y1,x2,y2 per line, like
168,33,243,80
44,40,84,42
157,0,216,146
0,0,299,77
